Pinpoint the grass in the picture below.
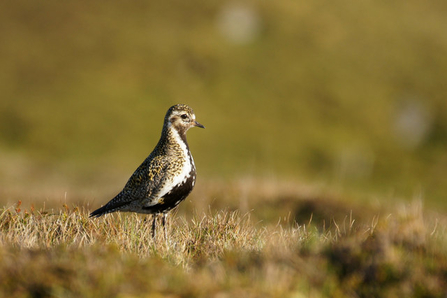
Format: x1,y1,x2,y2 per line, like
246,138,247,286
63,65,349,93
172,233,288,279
1,195,446,297
1,1,446,296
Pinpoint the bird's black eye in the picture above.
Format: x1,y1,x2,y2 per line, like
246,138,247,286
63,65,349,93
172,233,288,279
181,114,189,120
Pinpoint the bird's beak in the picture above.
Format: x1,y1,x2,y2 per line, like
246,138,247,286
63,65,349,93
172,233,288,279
194,121,205,129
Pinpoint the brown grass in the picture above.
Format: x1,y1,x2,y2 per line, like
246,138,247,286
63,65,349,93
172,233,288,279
1,197,446,297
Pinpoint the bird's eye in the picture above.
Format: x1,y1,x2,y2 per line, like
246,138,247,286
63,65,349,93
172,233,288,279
181,114,189,120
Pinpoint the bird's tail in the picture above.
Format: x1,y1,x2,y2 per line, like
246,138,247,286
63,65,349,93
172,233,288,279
90,193,130,218
90,191,133,218
89,205,109,218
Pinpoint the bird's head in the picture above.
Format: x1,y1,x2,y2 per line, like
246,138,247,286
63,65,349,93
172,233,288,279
165,104,205,134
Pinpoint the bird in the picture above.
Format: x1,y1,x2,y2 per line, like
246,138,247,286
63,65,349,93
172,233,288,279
90,104,204,239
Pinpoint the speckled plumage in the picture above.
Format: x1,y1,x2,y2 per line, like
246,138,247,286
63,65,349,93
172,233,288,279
90,104,204,231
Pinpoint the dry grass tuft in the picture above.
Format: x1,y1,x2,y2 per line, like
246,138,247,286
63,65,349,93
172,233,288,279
1,199,446,297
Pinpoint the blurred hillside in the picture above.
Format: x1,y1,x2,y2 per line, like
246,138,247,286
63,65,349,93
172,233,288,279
0,1,446,208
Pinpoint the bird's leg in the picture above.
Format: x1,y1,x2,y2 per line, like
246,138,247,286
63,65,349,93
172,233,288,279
162,213,168,246
151,214,157,239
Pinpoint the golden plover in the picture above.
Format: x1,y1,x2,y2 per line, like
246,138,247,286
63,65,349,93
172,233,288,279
90,104,204,238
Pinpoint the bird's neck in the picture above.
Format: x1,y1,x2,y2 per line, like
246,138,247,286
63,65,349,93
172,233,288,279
159,126,189,151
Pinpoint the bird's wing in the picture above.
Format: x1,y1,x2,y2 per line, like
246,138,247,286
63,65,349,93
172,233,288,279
92,154,168,214
121,154,170,206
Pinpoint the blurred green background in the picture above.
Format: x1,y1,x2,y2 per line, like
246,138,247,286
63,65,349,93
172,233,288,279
1,0,446,209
